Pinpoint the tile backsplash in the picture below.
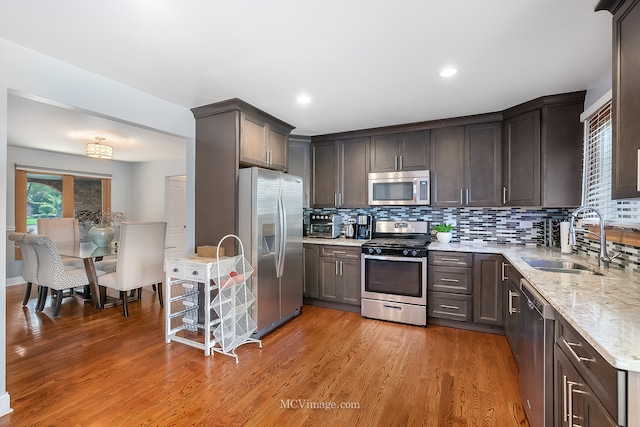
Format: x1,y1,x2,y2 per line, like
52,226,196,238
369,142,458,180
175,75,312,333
306,206,640,273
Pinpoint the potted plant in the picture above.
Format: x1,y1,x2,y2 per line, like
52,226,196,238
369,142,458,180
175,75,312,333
433,223,455,243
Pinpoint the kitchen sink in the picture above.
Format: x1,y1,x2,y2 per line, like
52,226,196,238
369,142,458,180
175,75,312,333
522,258,603,275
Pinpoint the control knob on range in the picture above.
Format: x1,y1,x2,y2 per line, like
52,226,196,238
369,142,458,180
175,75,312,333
368,248,375,255
376,248,382,255
411,250,418,257
402,249,409,256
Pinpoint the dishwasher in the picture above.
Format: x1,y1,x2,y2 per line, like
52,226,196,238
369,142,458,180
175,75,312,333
518,278,555,427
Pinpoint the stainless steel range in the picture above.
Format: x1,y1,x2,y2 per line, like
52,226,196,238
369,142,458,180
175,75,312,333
361,220,430,326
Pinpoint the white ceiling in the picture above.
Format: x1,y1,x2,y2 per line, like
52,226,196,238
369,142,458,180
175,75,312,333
0,0,613,160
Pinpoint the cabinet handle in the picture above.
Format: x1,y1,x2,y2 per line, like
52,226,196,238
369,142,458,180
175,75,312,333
440,304,459,310
333,251,346,255
502,186,507,205
501,262,508,281
466,188,469,205
394,156,399,170
340,261,343,275
563,339,596,363
383,304,402,310
440,278,460,283
335,260,339,275
339,193,342,207
399,155,403,170
460,188,464,204
335,193,338,207
441,257,462,262
191,271,199,276
508,290,518,314
173,268,179,273
562,374,568,422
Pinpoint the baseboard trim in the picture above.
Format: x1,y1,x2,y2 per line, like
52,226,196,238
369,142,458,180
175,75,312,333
0,391,13,418
5,277,25,287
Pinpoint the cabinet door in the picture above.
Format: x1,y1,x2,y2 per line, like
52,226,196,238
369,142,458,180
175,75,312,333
503,110,541,206
465,123,502,206
319,258,340,301
400,131,430,171
505,277,520,363
612,0,640,199
288,138,311,208
268,124,288,171
240,111,267,166
555,344,582,427
430,126,465,206
472,254,504,326
340,137,369,208
303,244,317,298
312,141,338,207
370,134,400,173
580,384,618,427
340,258,361,305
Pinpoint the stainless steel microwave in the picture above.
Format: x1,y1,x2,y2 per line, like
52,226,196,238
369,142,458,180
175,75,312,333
368,170,430,206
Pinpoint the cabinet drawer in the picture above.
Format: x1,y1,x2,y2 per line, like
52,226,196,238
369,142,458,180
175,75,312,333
320,246,361,259
428,266,472,294
428,291,472,322
167,262,207,281
555,316,624,423
428,251,473,267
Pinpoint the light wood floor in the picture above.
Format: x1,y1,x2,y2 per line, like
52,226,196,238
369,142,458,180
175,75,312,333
1,283,529,426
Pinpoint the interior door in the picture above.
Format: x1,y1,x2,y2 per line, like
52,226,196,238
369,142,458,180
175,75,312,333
165,176,186,259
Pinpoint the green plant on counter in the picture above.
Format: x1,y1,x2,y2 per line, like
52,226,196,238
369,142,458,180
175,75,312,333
433,223,455,233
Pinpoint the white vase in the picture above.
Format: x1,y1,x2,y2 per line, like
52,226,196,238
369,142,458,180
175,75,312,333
88,225,115,247
436,232,452,243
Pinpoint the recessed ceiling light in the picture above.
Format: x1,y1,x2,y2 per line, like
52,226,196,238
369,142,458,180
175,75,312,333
296,94,311,104
439,67,458,78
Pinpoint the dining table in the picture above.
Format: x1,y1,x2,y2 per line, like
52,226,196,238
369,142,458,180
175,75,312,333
57,242,117,309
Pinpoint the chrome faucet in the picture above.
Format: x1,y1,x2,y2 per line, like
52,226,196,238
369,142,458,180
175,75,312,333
569,205,619,268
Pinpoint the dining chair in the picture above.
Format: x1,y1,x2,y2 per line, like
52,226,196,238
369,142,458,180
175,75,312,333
26,234,107,317
37,218,83,268
97,221,167,317
8,232,40,306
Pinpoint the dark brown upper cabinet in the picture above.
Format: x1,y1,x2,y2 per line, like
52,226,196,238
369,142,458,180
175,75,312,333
370,131,430,173
312,137,369,208
431,122,502,207
597,0,640,198
502,92,585,207
191,98,294,254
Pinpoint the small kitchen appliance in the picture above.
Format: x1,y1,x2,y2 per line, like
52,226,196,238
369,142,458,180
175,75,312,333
345,218,356,238
361,220,430,326
308,214,342,238
355,214,373,240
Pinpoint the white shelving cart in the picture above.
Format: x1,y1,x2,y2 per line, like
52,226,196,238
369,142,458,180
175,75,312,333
165,234,262,362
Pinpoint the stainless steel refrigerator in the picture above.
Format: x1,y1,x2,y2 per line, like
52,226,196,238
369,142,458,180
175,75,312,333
238,167,303,338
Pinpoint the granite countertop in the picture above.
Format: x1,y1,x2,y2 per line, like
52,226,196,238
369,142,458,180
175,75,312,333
303,236,367,247
429,242,640,373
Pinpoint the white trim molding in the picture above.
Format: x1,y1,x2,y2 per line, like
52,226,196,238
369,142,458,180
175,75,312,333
0,391,13,418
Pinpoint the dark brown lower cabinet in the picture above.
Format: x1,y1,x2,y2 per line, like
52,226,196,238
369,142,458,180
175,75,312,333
554,344,617,427
303,244,317,298
472,254,504,326
317,245,361,305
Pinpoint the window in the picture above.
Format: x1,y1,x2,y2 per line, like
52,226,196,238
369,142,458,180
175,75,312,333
582,98,640,225
14,166,112,257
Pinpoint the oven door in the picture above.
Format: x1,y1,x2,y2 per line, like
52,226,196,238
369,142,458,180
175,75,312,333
361,254,427,305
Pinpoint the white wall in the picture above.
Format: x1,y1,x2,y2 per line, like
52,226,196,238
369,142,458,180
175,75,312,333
129,159,187,221
0,37,195,417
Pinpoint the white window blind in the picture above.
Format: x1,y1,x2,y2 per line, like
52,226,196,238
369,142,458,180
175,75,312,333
581,99,640,225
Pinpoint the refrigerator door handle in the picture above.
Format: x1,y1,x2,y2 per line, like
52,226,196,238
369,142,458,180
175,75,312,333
275,186,286,278
279,187,288,278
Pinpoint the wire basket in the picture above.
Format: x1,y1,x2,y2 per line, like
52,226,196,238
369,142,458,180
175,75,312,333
212,284,256,321
210,255,254,289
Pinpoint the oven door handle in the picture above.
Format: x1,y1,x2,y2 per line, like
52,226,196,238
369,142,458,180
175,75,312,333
363,254,425,262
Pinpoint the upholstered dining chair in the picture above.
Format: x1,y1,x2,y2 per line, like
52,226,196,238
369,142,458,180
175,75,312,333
97,221,167,317
26,234,107,317
8,232,40,306
37,218,82,268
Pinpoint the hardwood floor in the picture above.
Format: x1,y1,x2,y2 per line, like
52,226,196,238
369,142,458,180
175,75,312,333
1,283,529,426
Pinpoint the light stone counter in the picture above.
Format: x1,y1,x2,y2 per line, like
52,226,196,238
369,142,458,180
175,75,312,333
303,237,367,247
429,242,640,373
